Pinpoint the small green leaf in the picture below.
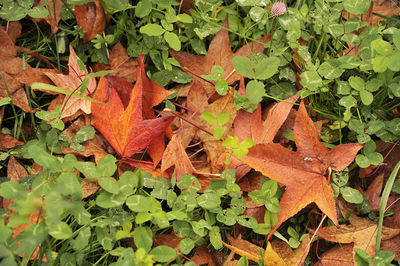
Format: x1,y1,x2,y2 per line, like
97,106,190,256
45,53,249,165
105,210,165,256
97,154,117,177
200,112,217,125
372,55,389,73
348,76,365,91
135,0,152,17
213,126,225,140
164,31,181,51
176,13,192,23
73,126,95,144
140,24,165,36
98,177,120,194
149,246,177,262
356,154,370,168
360,90,373,105
217,113,230,125
179,238,195,254
299,70,322,91
246,80,265,104
134,227,152,253
27,6,49,18
215,79,229,95
232,56,254,78
95,191,125,208
253,57,280,80
57,173,82,201
48,222,73,239
371,39,393,56
0,182,26,199
354,248,372,266
126,195,152,212
341,187,364,204
343,0,371,15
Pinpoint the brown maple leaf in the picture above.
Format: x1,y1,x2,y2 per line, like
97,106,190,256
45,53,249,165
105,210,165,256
0,27,53,112
94,42,138,83
91,56,174,158
240,101,363,235
170,16,270,95
75,0,106,43
43,45,96,119
313,209,400,262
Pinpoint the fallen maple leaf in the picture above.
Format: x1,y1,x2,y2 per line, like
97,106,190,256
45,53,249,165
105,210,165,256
313,210,400,262
91,56,174,158
94,42,138,83
240,101,363,235
170,16,270,95
75,0,106,43
43,45,96,119
220,233,310,265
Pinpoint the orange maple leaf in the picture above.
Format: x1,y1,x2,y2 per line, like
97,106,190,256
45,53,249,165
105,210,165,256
91,56,174,158
240,101,363,235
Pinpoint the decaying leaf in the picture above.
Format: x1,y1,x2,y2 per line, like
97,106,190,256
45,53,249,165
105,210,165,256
7,156,28,182
91,56,174,159
170,16,270,95
94,42,138,83
240,101,363,235
43,45,96,119
221,233,310,265
75,0,106,43
313,211,400,262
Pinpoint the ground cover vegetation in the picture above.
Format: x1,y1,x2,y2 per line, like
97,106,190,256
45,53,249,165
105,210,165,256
0,0,400,265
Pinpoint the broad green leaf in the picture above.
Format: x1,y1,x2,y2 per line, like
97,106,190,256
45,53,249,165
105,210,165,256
217,113,230,125
149,246,177,262
69,204,91,225
176,13,192,23
96,191,125,208
213,126,225,140
200,112,217,124
164,31,181,51
388,52,400,71
57,173,82,201
372,55,389,73
253,57,280,80
343,0,371,15
348,76,365,91
126,195,152,212
103,0,132,11
360,90,373,105
179,238,195,254
366,152,383,165
365,78,383,92
232,56,254,78
28,145,61,172
0,182,26,199
356,154,370,168
327,23,344,37
135,0,152,17
98,177,120,194
197,191,221,209
48,222,73,239
140,24,165,36
134,227,152,253
97,154,117,177
249,6,264,22
340,187,363,203
318,60,344,79
27,6,48,18
389,82,400,97
118,171,138,196
299,70,322,91
246,80,265,104
337,55,361,69
75,161,98,179
371,39,393,56
339,95,357,108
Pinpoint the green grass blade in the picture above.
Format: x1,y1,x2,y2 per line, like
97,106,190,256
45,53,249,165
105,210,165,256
31,82,105,105
376,159,400,252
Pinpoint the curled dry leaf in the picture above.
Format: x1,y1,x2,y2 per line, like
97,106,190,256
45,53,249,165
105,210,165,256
240,101,363,236
75,0,106,43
